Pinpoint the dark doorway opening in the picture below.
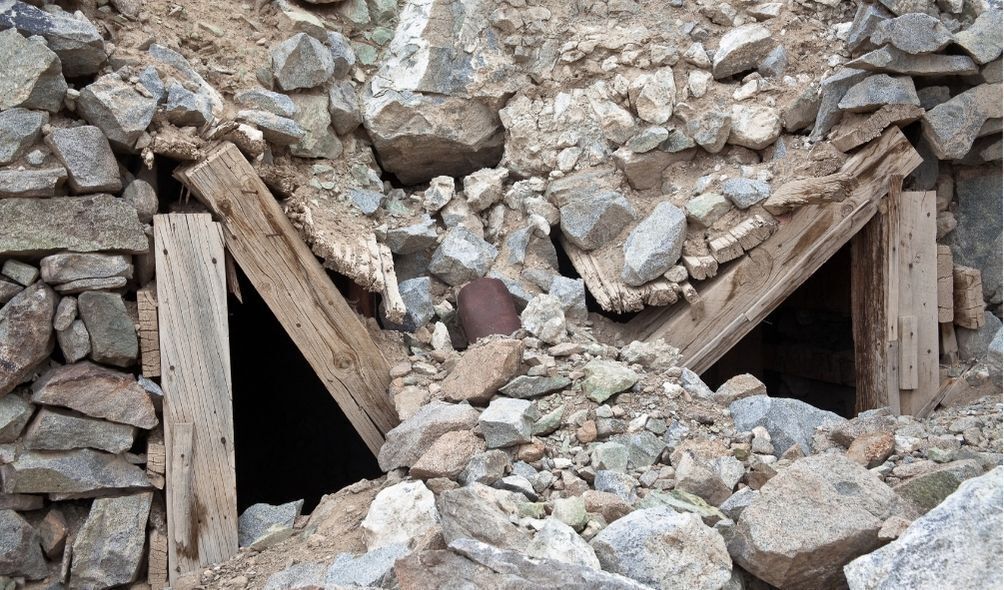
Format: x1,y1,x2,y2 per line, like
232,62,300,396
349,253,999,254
702,244,858,417
229,268,382,513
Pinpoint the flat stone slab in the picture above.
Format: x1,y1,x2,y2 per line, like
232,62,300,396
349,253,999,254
1,448,150,494
0,195,147,256
31,361,158,429
24,408,135,454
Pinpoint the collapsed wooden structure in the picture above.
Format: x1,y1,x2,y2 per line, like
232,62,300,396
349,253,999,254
147,127,970,582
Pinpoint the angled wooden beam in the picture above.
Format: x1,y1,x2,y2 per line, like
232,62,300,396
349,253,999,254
155,214,236,583
175,143,397,456
627,127,923,374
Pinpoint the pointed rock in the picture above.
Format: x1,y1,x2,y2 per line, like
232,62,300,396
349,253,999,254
31,361,158,429
377,400,480,471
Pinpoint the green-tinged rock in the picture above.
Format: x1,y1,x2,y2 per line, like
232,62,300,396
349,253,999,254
582,360,639,403
500,375,571,399
637,489,727,525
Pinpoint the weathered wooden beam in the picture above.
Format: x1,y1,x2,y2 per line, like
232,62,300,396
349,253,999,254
936,245,954,323
175,143,396,455
155,214,237,583
628,127,923,374
137,284,160,378
953,265,986,329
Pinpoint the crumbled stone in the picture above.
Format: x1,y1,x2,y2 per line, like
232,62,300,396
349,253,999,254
521,294,567,344
377,400,480,471
582,360,640,404
559,190,636,251
838,74,920,113
953,9,1003,65
729,103,781,150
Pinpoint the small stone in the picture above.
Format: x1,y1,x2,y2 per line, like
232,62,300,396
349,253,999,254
238,500,304,548
630,67,676,124
327,80,362,135
77,73,158,149
234,88,297,118
348,188,384,215
237,110,306,146
846,431,895,468
325,544,408,588
685,111,730,154
71,492,152,587
892,459,983,514
0,107,46,165
521,294,567,344
377,400,480,471
621,202,687,287
31,361,158,429
847,2,893,54
782,83,821,133
38,508,67,559
0,166,67,198
479,397,536,449
838,74,920,113
271,33,335,91
714,373,766,405
459,449,510,486
685,192,731,228
326,31,356,78
164,81,214,126
626,126,670,153
411,430,486,479
722,177,770,209
559,190,636,251
0,28,66,112
423,176,455,212
1,259,37,286
0,509,47,580
846,46,979,77
713,24,774,79
429,226,498,286
688,70,713,98
0,282,55,396
758,45,788,78
291,91,342,159
45,125,121,194
24,408,135,454
729,104,781,150
442,339,523,405
437,484,531,551
582,360,639,404
500,375,571,399
53,296,77,331
78,291,138,368
57,319,90,362
361,480,440,550
675,452,733,506
0,1,106,76
0,393,33,443
122,178,158,224
527,518,601,568
464,168,509,212
811,68,871,140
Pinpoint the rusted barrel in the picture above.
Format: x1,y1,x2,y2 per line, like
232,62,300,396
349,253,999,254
458,278,521,342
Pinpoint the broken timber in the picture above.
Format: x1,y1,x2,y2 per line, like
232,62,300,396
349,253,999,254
155,214,237,583
628,127,923,376
175,142,397,456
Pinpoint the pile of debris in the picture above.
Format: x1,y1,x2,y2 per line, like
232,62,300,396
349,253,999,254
0,0,1000,587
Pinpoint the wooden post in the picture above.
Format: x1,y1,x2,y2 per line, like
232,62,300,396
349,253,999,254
155,214,238,583
628,127,923,374
175,143,397,455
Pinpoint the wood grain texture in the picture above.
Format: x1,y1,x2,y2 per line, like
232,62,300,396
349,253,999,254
137,285,160,377
899,315,919,390
628,127,923,374
155,214,237,583
175,143,396,455
148,529,169,590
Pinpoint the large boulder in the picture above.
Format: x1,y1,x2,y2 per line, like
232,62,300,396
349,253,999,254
730,395,846,454
728,453,908,589
845,467,1002,589
590,506,732,590
0,282,56,396
71,492,153,587
362,0,525,184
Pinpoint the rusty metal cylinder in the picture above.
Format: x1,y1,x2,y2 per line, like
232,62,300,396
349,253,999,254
458,278,521,343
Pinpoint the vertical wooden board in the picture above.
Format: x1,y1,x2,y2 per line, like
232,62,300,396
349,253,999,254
174,144,396,455
851,210,896,413
137,285,160,377
895,192,938,414
899,315,919,389
148,529,169,590
155,214,237,583
936,245,954,323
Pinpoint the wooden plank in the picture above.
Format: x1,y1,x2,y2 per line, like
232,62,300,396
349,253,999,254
952,265,986,329
937,245,954,323
895,191,939,414
175,143,396,455
886,176,903,342
137,285,160,378
155,214,237,583
628,127,922,373
146,426,166,490
899,315,919,389
148,529,169,590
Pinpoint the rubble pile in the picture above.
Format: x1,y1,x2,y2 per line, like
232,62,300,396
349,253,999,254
0,0,1000,587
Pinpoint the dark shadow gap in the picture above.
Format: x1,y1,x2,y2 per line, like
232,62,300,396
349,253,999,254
229,268,381,513
549,231,640,323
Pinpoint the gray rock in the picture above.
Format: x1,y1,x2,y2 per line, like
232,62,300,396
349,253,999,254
234,88,297,118
264,563,326,590
0,0,106,76
719,487,759,521
0,166,66,198
57,319,90,362
949,165,1000,304
847,46,979,76
758,45,788,78
548,276,587,322
458,449,510,486
148,44,223,116
164,81,215,126
377,400,480,471
838,74,919,113
675,451,733,506
811,67,870,140
527,518,601,569
0,393,32,443
782,83,821,132
137,66,164,102
479,397,536,448
45,125,121,194
0,195,146,257
1,259,36,286
521,294,567,344
722,178,770,209
845,467,1002,590
327,80,362,135
729,103,782,150
77,74,159,150
395,276,435,331
582,359,639,404
0,107,46,165
622,202,687,287
957,312,1002,360
0,28,66,112
0,279,20,306
591,507,732,590
626,126,670,152
0,282,55,396
0,509,47,580
361,480,440,550
271,33,335,91
326,544,408,587
954,9,1002,65
71,492,152,587
239,499,304,548
713,24,774,79
686,192,732,227
347,187,383,215
870,13,952,54
24,408,135,454
78,291,138,368
560,190,636,251
500,375,571,399
846,2,893,54
436,483,531,551
1,448,150,494
593,441,630,472
923,83,1002,160
122,178,159,224
429,226,498,286
688,110,732,153
892,459,983,514
31,361,158,429
236,110,306,146
52,297,76,330
730,394,846,454
729,454,905,589
290,91,341,159
613,431,667,469
326,31,356,78
989,329,1002,378
593,470,639,503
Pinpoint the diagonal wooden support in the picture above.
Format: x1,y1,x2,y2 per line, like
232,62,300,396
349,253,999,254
627,127,923,374
175,143,397,456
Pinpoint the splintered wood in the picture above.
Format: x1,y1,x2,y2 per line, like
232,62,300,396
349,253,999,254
762,173,857,215
629,127,923,375
562,237,679,313
709,215,778,263
953,265,986,329
154,214,237,584
831,104,925,153
137,285,160,377
175,143,397,456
